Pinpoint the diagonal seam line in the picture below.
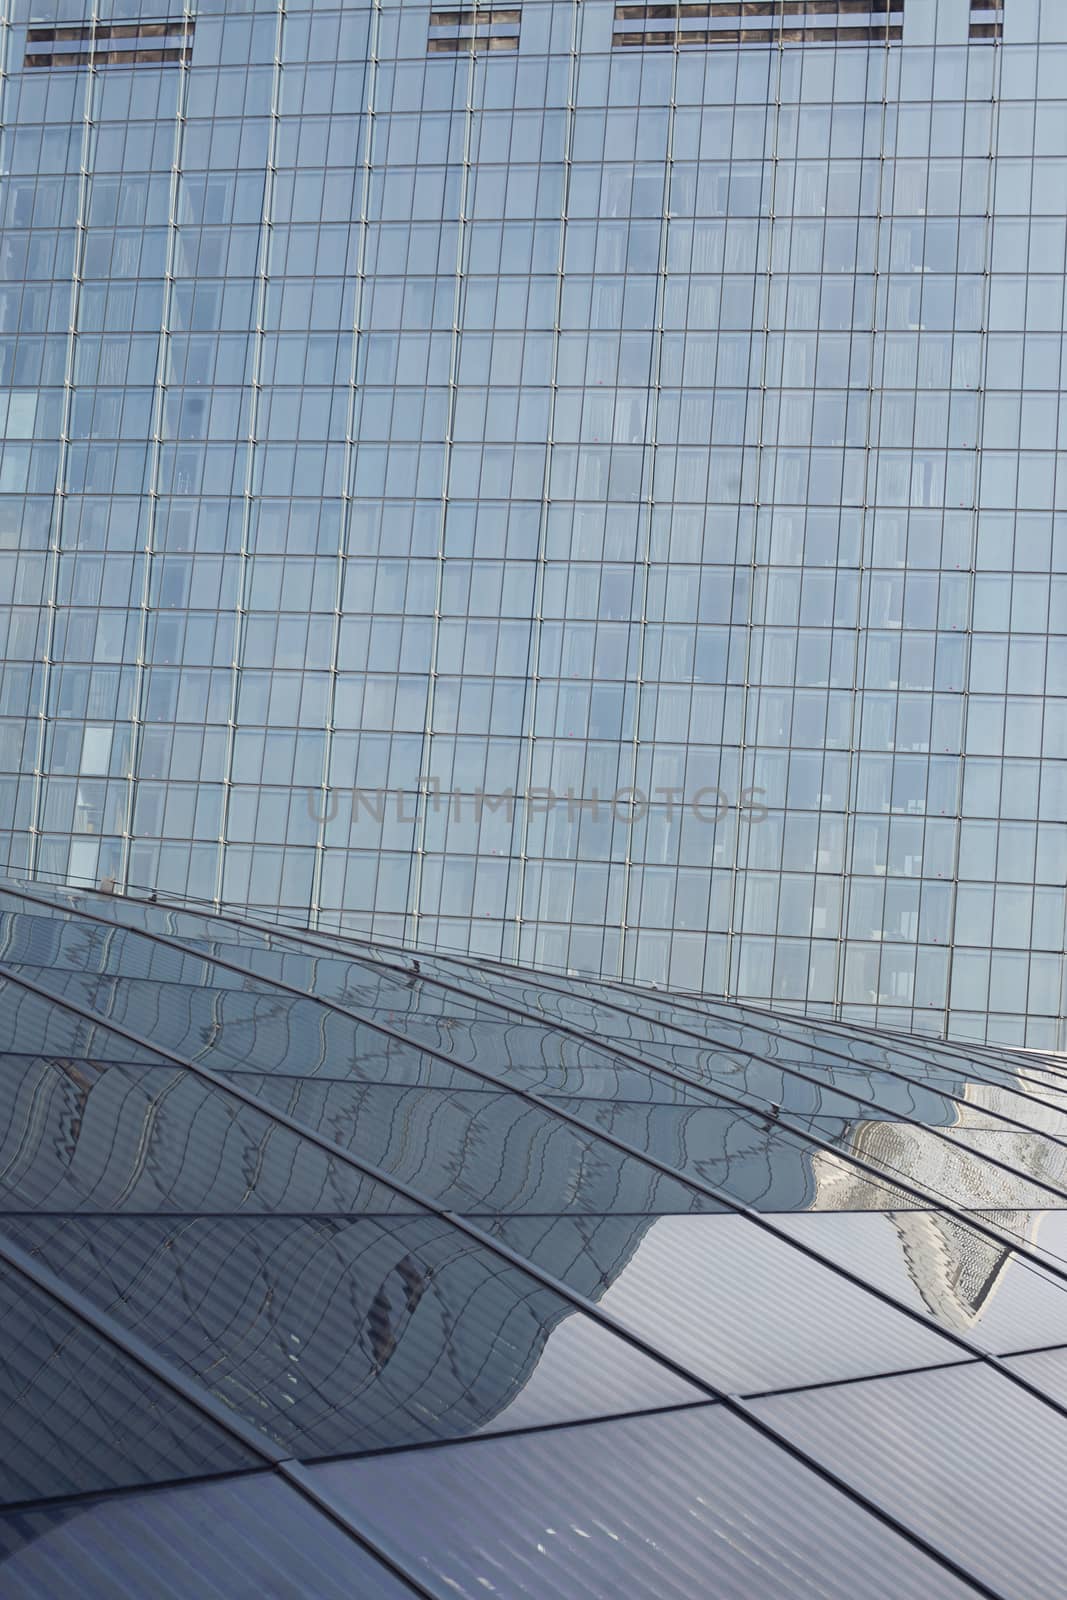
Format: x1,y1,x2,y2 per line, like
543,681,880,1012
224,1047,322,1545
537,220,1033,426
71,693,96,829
347,932,1067,1158
153,873,1063,1085
13,871,1061,1079
70,877,1067,1220
57,871,1067,1171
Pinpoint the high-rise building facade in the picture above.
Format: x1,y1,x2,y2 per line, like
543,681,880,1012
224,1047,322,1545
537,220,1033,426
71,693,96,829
1,0,1065,1047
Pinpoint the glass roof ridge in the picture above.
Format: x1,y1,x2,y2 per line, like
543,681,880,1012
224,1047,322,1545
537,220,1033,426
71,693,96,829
6,892,1067,1287
7,876,1049,1080
8,943,1064,1316
550,967,1067,1141
9,889,1067,1590
7,885,1067,1266
0,885,1041,1238
7,907,1067,1444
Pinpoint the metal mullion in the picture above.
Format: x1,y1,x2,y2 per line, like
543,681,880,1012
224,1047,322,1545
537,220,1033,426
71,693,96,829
310,0,383,926
118,0,196,894
832,34,893,1028
290,1394,718,1469
369,936,1067,1195
236,874,1067,1144
726,43,784,1001
671,985,1067,1105
418,936,1067,1101
292,1396,1009,1600
0,961,749,1381
0,1463,274,1520
212,0,287,910
407,42,480,949
32,869,1067,1206
509,0,581,967
48,862,1067,1090
617,14,681,986
942,40,1005,1045
26,0,101,884
0,1227,286,1463
587,972,1067,1135
199,915,1067,1251
843,1015,1067,1079
149,878,1067,1200
0,970,1023,1599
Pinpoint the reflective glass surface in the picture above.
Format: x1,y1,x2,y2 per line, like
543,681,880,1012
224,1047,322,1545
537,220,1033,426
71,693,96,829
0,1259,256,1506
1,1213,704,1457
0,1056,411,1215
0,1471,417,1600
485,1211,960,1393
777,1209,1067,1353
753,1362,1067,1600
309,1406,983,1600
1,3,1066,1053
2,880,1067,1594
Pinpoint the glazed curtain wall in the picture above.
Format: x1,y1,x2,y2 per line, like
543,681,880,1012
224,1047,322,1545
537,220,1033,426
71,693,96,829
1,0,1066,1045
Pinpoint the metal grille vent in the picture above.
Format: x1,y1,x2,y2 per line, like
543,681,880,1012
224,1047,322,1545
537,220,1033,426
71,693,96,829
24,17,194,69
612,0,903,50
969,0,1003,41
427,5,520,52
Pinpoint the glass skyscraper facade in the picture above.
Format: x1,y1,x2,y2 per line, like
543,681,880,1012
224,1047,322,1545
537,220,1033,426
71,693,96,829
1,0,1066,1047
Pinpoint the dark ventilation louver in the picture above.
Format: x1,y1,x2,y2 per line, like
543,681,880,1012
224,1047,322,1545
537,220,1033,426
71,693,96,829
969,0,1003,40
612,0,903,50
427,4,520,52
24,17,194,69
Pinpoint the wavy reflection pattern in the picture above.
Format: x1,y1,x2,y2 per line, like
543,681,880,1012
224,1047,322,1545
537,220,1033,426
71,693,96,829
1,878,1067,1597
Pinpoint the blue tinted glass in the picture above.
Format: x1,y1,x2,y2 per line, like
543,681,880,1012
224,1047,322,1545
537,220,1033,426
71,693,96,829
2,1213,703,1457
310,1406,982,1600
0,1259,255,1505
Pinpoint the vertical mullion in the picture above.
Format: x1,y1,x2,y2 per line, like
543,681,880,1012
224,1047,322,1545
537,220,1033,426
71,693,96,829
309,0,384,926
27,4,102,885
407,43,481,945
942,36,1005,1041
618,23,683,985
511,0,582,967
119,3,196,894
214,0,287,909
834,36,898,1022
726,40,784,999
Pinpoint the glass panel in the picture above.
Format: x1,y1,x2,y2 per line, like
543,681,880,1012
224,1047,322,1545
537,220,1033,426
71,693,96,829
1005,1346,1067,1402
0,1470,414,1599
1,1214,703,1459
225,1077,712,1215
753,1363,1067,1600
374,951,1067,1141
0,976,170,1065
309,1405,982,1600
0,1259,255,1506
0,911,459,1084
776,1211,1067,1356
0,1057,408,1216
553,1097,1067,1213
486,1212,960,1394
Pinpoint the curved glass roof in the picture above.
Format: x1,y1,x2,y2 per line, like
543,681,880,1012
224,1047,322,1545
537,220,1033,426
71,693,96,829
1,875,1066,1597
